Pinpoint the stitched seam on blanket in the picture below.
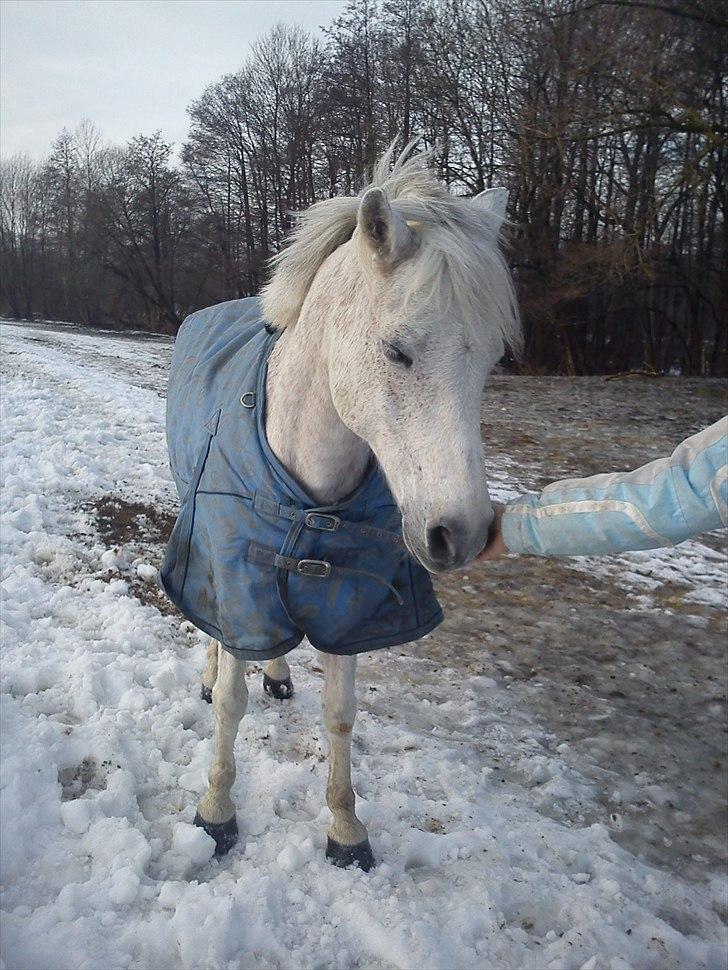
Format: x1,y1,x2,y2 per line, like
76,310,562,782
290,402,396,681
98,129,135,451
710,464,728,526
507,499,670,545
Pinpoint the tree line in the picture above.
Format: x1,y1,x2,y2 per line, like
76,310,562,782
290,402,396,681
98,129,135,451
1,0,726,375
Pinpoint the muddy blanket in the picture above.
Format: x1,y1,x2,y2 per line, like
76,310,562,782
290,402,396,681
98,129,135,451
161,297,442,659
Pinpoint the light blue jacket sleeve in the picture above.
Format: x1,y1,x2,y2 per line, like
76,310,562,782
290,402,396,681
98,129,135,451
501,417,728,557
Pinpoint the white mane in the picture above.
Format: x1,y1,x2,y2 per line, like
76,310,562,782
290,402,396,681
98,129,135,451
260,143,522,355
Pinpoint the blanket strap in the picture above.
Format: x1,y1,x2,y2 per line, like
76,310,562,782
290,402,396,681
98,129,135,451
247,542,405,607
253,494,403,545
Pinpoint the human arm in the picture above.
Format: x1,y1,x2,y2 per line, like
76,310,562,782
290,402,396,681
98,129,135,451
479,416,727,559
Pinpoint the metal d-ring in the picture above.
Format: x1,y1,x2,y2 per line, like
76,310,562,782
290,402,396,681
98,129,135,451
240,391,256,408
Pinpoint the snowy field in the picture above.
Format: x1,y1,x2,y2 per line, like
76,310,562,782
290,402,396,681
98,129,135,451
1,319,726,970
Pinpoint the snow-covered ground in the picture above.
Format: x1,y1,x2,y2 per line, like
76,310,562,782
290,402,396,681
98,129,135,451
1,320,726,970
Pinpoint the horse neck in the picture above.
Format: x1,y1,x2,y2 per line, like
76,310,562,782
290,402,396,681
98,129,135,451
264,263,371,505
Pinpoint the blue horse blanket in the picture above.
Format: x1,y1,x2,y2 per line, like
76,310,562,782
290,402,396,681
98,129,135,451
161,298,443,660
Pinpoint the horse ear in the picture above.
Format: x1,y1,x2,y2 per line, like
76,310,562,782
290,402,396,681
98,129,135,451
473,187,509,222
357,187,413,264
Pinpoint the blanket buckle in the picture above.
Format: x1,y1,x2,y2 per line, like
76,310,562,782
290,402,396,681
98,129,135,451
297,559,332,578
305,512,340,531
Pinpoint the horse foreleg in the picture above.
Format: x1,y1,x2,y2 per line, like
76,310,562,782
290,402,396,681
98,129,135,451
319,652,374,871
200,638,219,703
194,648,247,855
263,654,294,700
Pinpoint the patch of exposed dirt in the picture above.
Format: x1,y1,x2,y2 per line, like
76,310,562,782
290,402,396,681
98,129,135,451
85,495,181,616
426,548,728,877
90,496,176,547
128,576,182,616
481,375,727,495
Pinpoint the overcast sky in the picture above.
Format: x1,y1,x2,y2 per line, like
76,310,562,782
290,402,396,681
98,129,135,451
0,0,346,158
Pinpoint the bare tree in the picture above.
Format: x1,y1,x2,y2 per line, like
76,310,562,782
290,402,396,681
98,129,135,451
1,3,724,373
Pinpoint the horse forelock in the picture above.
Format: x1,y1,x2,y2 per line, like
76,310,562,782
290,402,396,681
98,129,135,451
260,143,522,357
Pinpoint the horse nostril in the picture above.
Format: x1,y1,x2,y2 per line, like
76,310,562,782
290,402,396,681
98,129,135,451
426,523,457,565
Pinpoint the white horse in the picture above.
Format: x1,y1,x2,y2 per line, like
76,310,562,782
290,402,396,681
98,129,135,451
195,145,520,870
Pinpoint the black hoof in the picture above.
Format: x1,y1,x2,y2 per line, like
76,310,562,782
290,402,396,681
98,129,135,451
263,673,294,700
193,811,238,856
326,836,375,872
200,684,212,704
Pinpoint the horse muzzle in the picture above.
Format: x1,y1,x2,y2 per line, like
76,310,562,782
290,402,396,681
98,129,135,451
405,508,493,573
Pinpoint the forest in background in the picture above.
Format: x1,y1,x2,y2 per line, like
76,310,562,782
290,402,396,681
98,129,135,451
1,0,726,375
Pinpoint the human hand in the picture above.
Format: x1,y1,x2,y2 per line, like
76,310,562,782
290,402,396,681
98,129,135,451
476,503,509,561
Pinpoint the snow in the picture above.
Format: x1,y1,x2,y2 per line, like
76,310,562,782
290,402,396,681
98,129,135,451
1,320,726,969
135,562,158,583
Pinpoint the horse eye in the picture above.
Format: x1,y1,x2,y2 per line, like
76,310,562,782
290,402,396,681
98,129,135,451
381,340,413,369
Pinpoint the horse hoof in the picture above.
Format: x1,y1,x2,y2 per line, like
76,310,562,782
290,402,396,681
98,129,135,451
193,811,238,856
326,836,375,872
263,673,294,700
200,684,212,704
